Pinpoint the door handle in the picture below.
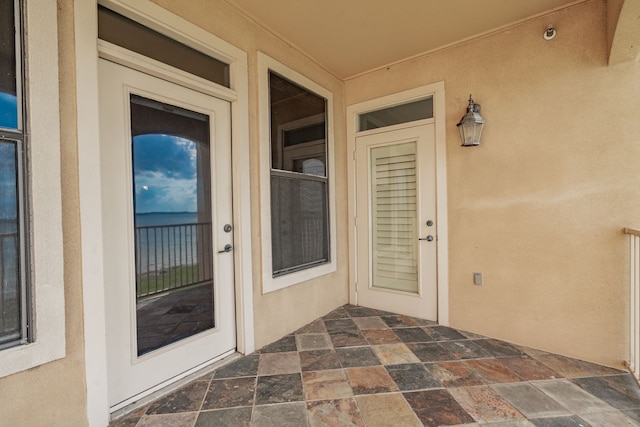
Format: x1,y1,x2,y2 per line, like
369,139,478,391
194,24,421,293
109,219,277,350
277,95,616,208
419,235,434,242
217,244,233,254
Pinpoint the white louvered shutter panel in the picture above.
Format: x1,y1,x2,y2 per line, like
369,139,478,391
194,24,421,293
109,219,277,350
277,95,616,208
370,142,419,294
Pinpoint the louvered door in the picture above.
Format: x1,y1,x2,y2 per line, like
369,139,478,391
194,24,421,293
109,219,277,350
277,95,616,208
355,124,437,320
371,142,419,293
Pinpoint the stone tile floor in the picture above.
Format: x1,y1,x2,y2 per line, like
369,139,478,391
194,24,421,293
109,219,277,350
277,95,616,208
111,304,640,426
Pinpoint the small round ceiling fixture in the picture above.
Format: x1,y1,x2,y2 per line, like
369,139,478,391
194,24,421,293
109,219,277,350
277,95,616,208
544,25,556,41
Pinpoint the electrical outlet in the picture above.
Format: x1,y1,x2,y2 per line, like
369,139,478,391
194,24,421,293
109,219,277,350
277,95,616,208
473,272,483,286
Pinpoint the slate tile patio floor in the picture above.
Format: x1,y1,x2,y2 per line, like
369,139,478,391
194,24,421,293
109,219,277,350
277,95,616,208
110,304,640,426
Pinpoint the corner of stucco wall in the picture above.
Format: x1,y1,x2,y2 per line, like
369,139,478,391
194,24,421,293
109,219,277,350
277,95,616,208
606,0,625,53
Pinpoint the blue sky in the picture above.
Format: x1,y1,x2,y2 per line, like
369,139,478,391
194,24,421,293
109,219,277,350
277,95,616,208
0,98,201,217
133,134,198,213
0,93,17,130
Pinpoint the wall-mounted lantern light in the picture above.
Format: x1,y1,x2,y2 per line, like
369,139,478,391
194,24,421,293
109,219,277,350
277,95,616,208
457,94,485,147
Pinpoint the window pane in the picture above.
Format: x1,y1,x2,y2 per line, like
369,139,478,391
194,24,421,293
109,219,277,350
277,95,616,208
0,141,21,345
271,173,328,276
358,98,433,132
269,72,327,175
0,0,18,129
130,95,215,356
268,71,330,276
98,6,230,88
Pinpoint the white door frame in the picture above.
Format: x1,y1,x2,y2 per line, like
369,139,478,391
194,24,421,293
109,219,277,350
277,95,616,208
74,1,254,425
346,82,449,325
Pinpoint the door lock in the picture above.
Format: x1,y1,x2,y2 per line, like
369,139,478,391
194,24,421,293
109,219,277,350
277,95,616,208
223,224,233,233
217,244,233,254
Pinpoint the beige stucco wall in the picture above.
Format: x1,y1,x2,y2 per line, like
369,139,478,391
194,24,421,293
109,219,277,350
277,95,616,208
151,0,349,349
0,0,89,426
3,1,347,423
346,0,639,368
3,1,637,424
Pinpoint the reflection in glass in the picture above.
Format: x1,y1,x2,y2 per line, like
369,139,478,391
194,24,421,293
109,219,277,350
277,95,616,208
0,142,20,345
269,72,329,276
130,95,215,356
0,0,18,129
98,6,230,88
0,0,22,349
358,98,433,132
370,142,419,294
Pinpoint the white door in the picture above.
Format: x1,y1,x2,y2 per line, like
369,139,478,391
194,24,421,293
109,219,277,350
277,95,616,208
99,59,236,407
355,124,437,320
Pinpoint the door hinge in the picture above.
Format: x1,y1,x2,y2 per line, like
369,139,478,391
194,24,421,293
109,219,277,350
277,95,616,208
353,150,356,161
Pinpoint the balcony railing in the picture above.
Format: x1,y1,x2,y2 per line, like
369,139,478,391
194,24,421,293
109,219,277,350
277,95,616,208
625,227,640,381
135,222,213,298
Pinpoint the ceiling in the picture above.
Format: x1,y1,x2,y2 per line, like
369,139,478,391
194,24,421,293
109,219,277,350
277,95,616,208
224,0,581,79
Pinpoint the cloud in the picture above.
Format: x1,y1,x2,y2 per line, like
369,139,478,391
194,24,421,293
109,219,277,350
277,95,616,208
132,134,201,213
134,170,196,213
133,134,198,180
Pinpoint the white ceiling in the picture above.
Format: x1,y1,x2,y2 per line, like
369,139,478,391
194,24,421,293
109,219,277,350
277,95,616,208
224,0,581,79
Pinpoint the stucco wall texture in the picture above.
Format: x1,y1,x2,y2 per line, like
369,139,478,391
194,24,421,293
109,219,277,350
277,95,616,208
346,0,640,368
150,0,350,350
2,0,639,426
0,0,89,426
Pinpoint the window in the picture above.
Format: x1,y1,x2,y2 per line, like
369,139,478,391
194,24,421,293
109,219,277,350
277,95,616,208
0,0,27,350
0,0,65,377
98,6,230,88
269,72,329,276
358,97,433,132
259,53,336,292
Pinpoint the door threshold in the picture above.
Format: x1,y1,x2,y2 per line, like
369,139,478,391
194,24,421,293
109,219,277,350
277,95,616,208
109,349,240,421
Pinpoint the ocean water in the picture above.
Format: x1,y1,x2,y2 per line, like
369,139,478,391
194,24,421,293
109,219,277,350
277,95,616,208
1,213,208,279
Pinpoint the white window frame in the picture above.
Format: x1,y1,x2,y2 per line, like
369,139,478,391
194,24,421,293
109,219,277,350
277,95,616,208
0,0,66,377
258,52,337,293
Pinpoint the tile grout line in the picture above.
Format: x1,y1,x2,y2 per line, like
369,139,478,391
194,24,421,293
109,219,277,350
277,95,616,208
192,369,215,424
112,305,640,426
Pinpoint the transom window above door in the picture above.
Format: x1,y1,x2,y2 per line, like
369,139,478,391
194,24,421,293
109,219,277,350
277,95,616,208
358,97,433,132
98,5,230,88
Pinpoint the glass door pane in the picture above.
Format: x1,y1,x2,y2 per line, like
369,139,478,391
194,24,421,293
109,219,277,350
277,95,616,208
130,94,214,356
370,142,419,294
0,141,21,345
